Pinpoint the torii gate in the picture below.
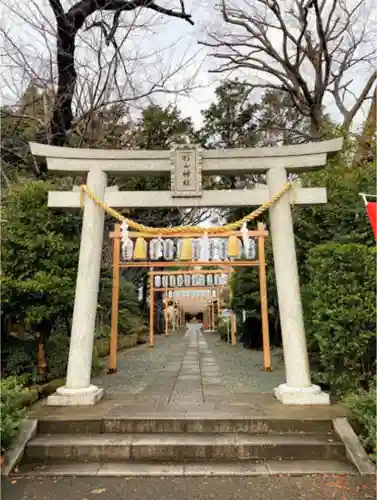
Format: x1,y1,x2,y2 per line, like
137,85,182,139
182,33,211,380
30,138,342,406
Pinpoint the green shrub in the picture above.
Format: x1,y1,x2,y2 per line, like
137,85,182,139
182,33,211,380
1,181,80,354
3,341,36,379
91,345,105,375
46,334,70,379
47,333,104,377
217,319,230,342
303,243,376,395
344,385,377,462
95,324,110,339
0,377,27,452
119,312,145,335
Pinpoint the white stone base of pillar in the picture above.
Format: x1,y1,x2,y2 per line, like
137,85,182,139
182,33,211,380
274,383,330,405
47,385,104,406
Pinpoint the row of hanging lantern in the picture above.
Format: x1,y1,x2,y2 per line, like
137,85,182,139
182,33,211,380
172,289,217,299
154,273,228,289
121,230,257,262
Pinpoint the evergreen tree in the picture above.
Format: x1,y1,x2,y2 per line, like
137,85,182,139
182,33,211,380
199,79,260,149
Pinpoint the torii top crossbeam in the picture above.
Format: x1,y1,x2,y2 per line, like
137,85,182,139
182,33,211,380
30,139,342,209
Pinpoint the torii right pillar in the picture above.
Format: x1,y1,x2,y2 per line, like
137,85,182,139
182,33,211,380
267,162,333,405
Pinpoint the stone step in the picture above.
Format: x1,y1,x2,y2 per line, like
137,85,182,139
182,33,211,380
37,417,335,435
24,433,346,462
17,459,357,477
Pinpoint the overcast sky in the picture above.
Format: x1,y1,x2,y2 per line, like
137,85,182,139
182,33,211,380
0,0,375,130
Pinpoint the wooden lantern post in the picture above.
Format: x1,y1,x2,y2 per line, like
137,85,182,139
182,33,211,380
149,273,154,347
258,222,272,371
164,290,169,336
108,223,121,373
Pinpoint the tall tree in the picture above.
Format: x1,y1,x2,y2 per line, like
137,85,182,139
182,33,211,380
43,0,194,147
202,0,376,138
197,79,260,190
199,79,260,149
257,90,312,145
133,104,194,150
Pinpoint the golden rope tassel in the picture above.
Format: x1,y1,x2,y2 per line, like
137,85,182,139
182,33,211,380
133,237,147,260
227,235,239,258
180,238,193,260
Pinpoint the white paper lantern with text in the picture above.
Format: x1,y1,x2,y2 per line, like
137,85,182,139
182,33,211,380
208,239,217,260
154,276,161,288
177,275,184,287
218,239,227,260
245,238,256,259
163,239,175,260
149,239,163,260
122,239,134,261
192,239,202,260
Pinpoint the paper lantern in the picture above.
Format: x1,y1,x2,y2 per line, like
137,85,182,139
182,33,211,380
154,276,161,288
177,275,184,287
150,238,163,260
133,237,147,260
227,235,239,258
218,239,228,260
180,238,192,260
169,275,176,287
209,239,217,260
163,239,175,260
245,238,256,259
122,239,134,261
192,239,201,260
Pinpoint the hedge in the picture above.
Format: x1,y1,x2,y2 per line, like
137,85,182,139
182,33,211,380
303,243,376,396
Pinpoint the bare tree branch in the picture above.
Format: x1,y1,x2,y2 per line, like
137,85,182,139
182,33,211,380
352,85,376,166
202,0,376,138
333,69,377,131
41,0,194,147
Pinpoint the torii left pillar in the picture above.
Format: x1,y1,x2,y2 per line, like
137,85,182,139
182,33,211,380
49,170,107,405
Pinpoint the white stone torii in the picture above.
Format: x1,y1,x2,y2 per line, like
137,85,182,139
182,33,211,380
30,139,342,406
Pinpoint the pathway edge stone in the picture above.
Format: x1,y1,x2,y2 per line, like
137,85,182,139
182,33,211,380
333,417,376,475
1,419,38,476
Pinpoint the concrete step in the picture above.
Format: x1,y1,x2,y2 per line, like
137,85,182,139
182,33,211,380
24,433,346,462
37,417,335,435
17,459,357,477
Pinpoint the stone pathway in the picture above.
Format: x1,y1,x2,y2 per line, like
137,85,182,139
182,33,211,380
169,324,229,404
92,325,285,404
204,331,285,395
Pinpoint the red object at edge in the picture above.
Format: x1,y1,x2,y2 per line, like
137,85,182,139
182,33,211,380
366,202,377,239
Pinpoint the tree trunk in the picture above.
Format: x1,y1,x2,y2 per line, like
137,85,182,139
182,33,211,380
37,333,47,379
309,106,323,140
353,86,377,167
49,18,77,146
